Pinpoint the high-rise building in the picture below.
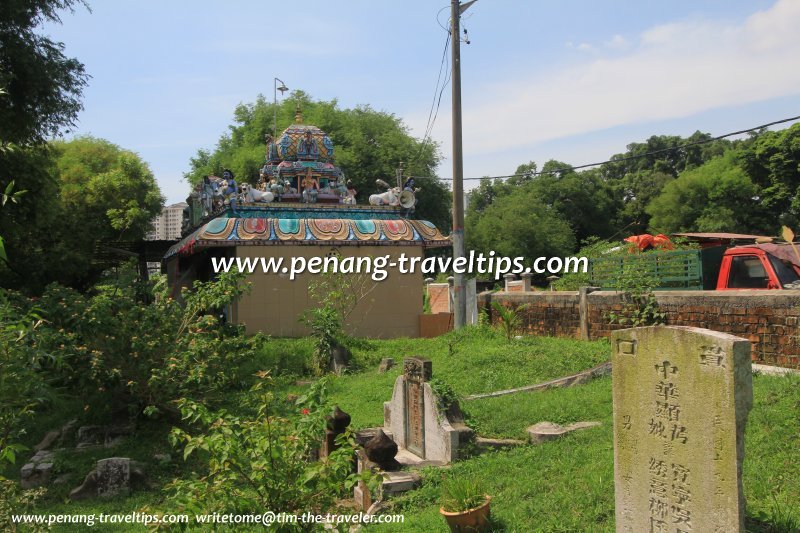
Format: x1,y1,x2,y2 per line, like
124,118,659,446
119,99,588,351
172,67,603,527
146,202,187,240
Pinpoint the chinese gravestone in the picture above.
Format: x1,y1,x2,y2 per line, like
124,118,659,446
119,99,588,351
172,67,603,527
611,326,753,533
383,357,470,464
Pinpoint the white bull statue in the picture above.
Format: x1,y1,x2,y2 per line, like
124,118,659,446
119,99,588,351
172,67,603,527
241,183,274,203
369,187,401,206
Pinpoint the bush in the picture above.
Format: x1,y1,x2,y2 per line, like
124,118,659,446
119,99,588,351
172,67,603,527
33,271,261,419
162,377,373,524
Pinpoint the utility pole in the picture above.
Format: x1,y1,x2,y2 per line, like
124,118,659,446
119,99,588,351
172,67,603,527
451,0,467,329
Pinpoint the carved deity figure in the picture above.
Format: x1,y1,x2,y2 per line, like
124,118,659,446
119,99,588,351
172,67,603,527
301,168,319,203
297,130,319,160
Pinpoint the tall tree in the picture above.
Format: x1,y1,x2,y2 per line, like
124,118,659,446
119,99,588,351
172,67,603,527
185,91,451,231
0,137,164,293
0,0,89,145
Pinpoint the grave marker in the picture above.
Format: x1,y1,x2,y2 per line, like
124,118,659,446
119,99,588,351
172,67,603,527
611,326,753,533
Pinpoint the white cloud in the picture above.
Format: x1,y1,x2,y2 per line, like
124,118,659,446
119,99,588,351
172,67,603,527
419,0,800,160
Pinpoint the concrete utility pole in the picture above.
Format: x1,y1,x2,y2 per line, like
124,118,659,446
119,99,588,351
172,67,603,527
450,0,472,329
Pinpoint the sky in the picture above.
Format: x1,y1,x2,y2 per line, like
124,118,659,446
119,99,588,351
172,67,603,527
43,0,800,206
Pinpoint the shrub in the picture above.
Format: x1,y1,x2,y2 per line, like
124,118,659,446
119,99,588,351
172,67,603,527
162,377,373,522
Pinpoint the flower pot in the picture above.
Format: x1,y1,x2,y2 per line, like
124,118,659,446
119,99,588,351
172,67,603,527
439,495,491,532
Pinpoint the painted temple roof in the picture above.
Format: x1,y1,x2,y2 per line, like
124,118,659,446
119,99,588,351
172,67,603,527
165,204,450,259
167,111,451,261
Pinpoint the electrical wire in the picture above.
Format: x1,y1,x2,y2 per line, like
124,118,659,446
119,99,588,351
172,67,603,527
424,113,800,182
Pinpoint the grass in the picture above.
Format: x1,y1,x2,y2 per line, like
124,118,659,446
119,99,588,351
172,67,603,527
8,329,800,532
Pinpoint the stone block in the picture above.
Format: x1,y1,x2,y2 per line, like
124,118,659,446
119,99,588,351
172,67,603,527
611,326,752,533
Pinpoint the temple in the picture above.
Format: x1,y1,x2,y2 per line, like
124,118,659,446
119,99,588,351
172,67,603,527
163,109,449,338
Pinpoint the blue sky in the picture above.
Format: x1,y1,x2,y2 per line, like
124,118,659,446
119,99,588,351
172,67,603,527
44,0,800,205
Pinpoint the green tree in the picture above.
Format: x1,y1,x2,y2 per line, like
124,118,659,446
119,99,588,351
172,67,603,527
738,123,800,228
0,0,89,145
602,132,734,233
184,91,451,230
646,152,767,234
466,187,575,268
0,137,164,292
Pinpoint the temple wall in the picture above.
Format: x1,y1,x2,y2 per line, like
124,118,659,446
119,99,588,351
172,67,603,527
234,245,423,338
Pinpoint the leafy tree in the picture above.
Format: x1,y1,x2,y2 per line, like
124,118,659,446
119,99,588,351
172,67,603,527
466,187,575,268
738,123,800,228
0,0,89,145
527,161,618,243
602,132,734,233
0,137,164,292
185,91,451,230
646,152,767,233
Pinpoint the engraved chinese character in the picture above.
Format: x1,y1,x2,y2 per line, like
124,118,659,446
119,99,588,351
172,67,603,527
655,401,681,421
648,458,669,477
671,424,688,444
622,414,632,430
671,505,692,529
655,381,680,401
672,463,690,484
649,478,668,499
648,418,667,438
649,516,669,533
649,497,669,519
700,345,726,367
672,483,692,506
655,360,679,379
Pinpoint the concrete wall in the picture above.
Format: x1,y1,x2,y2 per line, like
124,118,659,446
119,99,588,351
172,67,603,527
234,245,423,338
479,290,800,368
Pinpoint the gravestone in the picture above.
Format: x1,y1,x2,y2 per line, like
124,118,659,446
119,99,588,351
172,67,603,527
611,326,753,533
383,357,471,464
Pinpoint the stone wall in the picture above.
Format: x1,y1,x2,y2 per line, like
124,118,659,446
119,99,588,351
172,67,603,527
478,290,800,368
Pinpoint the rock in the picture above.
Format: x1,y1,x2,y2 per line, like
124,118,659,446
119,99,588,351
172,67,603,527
20,450,56,488
475,437,526,451
53,474,71,486
69,457,149,500
69,470,99,501
327,406,351,433
153,453,171,462
378,358,395,373
330,343,351,375
34,430,61,452
527,421,601,444
364,429,399,471
76,425,104,447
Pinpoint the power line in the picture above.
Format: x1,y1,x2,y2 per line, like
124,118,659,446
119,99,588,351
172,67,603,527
426,113,800,182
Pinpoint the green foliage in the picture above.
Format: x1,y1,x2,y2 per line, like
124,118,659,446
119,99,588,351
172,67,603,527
440,477,486,513
164,377,371,524
0,0,89,145
646,151,768,233
605,254,666,327
491,301,527,341
184,91,451,231
33,271,257,417
0,137,164,293
429,377,460,411
302,304,343,376
466,185,576,271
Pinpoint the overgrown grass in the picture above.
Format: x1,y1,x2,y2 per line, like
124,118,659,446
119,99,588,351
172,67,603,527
11,333,800,532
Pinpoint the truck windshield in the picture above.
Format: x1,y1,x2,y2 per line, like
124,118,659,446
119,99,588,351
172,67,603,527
768,254,800,286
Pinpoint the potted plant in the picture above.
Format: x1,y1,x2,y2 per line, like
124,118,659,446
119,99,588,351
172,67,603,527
439,478,491,532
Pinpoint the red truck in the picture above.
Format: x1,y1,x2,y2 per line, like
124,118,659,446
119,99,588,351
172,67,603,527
716,243,800,290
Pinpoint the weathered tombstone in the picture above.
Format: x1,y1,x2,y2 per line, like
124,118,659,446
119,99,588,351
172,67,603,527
96,458,131,498
383,357,471,464
611,326,753,533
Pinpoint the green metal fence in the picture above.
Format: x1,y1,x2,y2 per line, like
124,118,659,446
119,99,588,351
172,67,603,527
589,250,704,290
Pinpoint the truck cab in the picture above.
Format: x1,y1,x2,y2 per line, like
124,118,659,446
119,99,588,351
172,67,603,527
716,245,800,290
